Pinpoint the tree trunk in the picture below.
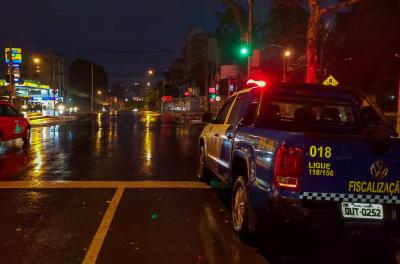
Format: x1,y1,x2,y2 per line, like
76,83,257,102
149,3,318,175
306,0,320,83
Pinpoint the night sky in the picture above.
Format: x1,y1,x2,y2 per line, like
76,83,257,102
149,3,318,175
0,0,228,85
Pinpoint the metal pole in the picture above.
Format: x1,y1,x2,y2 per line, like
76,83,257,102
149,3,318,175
247,0,254,80
162,80,165,112
8,36,14,104
91,63,94,112
204,40,209,112
283,55,286,82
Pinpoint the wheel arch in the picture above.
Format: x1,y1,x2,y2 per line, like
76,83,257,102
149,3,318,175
231,151,249,186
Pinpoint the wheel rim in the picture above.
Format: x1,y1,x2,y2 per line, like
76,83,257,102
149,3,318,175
197,148,204,178
233,185,246,231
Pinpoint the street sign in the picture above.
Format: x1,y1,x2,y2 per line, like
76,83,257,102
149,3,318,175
323,75,339,87
162,96,172,102
5,48,22,64
221,65,239,79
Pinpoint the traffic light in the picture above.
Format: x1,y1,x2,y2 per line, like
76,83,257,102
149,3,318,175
239,33,250,57
240,46,249,56
209,93,217,103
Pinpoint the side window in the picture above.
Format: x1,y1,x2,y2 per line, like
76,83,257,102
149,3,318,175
228,93,248,124
215,98,234,124
0,105,19,117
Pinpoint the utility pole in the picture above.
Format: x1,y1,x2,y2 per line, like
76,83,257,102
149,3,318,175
247,0,254,79
8,36,14,104
91,63,94,112
204,39,209,112
161,80,166,112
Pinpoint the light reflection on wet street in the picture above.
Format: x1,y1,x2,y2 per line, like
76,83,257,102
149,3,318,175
0,111,397,264
0,111,198,181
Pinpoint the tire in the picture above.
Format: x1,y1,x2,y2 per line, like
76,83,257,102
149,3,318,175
232,176,253,242
22,128,31,147
197,145,211,181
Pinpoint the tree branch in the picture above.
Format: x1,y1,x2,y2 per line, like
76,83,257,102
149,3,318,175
320,0,365,16
223,0,245,33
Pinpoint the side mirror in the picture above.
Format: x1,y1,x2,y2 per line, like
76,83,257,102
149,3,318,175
238,117,251,127
201,112,213,123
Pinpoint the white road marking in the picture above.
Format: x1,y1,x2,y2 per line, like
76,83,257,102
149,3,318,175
82,186,125,264
0,180,221,263
0,180,213,189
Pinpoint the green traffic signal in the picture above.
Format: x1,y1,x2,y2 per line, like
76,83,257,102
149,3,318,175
240,47,249,56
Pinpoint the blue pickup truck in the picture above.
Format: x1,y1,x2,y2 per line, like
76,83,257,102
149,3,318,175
198,82,400,241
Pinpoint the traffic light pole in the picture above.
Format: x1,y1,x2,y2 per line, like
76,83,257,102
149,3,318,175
204,41,209,113
247,0,254,80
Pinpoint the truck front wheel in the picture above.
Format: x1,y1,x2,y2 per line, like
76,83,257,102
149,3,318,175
197,145,211,182
232,176,251,241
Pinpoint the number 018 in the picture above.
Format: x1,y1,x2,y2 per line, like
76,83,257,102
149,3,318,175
309,146,332,159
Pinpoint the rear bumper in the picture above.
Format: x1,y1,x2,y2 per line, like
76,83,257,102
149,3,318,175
267,196,400,236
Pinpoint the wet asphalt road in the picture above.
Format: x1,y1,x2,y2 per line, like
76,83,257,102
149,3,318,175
0,111,398,264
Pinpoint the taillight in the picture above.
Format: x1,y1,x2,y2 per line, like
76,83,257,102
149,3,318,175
274,146,303,191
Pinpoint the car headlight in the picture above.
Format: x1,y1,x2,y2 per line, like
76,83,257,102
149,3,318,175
57,105,65,113
133,108,138,112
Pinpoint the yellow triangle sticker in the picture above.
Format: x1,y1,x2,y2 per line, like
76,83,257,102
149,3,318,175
323,75,339,87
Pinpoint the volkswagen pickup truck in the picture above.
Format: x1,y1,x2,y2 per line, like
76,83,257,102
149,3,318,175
198,81,400,241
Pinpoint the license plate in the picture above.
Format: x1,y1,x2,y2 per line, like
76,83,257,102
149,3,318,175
341,202,383,220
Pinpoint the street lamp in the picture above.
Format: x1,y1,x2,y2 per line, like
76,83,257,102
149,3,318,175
147,69,154,76
283,50,291,82
33,57,41,74
146,82,151,87
97,90,102,95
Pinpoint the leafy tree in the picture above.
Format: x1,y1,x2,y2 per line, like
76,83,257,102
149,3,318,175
305,0,364,83
324,0,400,109
215,1,246,64
68,59,108,96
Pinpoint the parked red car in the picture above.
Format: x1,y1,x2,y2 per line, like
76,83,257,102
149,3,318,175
0,102,31,146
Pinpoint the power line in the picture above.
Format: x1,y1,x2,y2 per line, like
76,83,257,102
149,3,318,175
5,34,181,54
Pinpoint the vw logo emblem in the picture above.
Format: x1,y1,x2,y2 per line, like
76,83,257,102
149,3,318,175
370,161,388,179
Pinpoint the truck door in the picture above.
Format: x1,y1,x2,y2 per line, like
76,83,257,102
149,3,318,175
206,97,235,176
216,93,249,180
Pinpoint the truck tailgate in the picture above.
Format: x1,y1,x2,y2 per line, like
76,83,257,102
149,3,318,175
300,134,400,204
